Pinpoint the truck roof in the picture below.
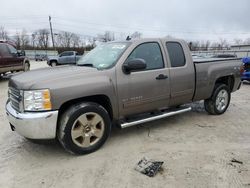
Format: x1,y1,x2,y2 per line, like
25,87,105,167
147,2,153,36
0,40,16,47
111,37,185,44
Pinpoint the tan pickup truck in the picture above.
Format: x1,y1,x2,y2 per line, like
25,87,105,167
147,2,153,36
6,38,242,154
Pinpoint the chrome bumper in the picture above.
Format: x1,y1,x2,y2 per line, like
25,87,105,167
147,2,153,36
6,102,58,139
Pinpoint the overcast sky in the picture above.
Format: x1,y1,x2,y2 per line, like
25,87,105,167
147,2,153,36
1,0,250,43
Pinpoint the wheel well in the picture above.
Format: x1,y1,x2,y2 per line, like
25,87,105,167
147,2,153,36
58,95,113,120
215,75,235,91
50,60,57,63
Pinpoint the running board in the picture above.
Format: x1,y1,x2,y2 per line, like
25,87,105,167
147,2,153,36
120,107,192,128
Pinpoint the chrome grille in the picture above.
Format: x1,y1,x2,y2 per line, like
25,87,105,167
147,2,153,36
9,87,22,112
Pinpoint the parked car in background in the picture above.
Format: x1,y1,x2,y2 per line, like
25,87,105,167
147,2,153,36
47,51,82,66
35,54,47,61
6,38,242,154
0,41,30,77
241,57,250,81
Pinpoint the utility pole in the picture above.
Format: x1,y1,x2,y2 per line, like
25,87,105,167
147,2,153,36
49,16,55,49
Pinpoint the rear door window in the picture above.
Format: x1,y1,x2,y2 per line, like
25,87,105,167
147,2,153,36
60,52,67,57
67,52,74,56
166,42,186,67
7,44,17,55
0,44,11,57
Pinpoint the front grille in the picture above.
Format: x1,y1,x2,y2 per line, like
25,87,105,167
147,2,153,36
9,87,22,112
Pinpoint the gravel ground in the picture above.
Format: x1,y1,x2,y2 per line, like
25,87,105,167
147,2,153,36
0,61,250,188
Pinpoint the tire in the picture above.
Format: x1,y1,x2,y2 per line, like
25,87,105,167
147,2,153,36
57,102,111,155
51,61,57,67
204,84,231,115
24,61,30,72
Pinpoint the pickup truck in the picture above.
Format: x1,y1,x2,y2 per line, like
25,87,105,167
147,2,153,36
0,41,30,77
47,51,81,66
6,38,242,155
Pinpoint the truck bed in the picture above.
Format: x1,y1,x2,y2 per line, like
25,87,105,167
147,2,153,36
193,58,241,63
193,58,242,101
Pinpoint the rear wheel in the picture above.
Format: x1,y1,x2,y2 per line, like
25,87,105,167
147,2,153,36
204,84,231,115
57,102,111,154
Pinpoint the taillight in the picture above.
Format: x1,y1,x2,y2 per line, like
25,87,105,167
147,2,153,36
240,64,245,76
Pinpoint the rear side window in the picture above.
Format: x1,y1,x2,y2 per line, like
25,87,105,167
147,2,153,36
166,42,186,67
127,42,164,70
0,44,11,57
67,52,74,56
60,52,69,57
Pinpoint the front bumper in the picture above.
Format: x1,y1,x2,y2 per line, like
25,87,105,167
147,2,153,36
6,102,58,139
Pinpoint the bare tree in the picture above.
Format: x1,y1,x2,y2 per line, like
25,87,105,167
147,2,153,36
57,31,74,47
13,33,21,49
244,38,250,45
13,29,29,49
205,40,211,51
0,26,9,40
234,38,243,45
71,33,80,48
131,31,142,39
97,31,115,42
20,29,29,49
211,42,220,50
53,31,82,48
190,41,200,51
33,29,50,49
105,31,115,42
218,38,229,50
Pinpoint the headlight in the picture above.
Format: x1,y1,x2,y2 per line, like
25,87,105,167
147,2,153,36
23,89,52,111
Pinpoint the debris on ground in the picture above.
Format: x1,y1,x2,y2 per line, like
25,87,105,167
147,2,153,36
231,158,243,165
195,124,215,128
135,157,164,177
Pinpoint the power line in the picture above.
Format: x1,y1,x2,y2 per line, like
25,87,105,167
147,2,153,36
1,15,249,36
53,17,250,35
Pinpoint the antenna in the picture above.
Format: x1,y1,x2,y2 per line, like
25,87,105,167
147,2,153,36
126,36,131,41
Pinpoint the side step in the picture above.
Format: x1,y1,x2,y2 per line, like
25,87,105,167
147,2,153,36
120,107,192,128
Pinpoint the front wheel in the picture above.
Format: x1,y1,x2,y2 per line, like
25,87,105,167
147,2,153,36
51,61,57,67
24,61,30,72
204,84,231,115
57,102,111,155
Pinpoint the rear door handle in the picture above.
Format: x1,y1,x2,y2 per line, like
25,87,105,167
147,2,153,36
156,74,168,80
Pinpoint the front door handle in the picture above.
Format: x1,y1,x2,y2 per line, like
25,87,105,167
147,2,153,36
156,74,168,80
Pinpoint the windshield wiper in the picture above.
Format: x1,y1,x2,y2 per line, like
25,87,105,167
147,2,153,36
77,63,96,68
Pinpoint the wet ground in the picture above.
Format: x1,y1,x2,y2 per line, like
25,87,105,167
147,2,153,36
0,61,250,188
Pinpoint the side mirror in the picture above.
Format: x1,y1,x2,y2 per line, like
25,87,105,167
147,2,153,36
11,52,18,57
123,58,146,74
17,51,25,57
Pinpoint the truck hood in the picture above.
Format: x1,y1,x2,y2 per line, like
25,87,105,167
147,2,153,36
9,65,98,90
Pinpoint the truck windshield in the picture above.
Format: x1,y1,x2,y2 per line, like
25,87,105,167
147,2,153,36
77,42,130,69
